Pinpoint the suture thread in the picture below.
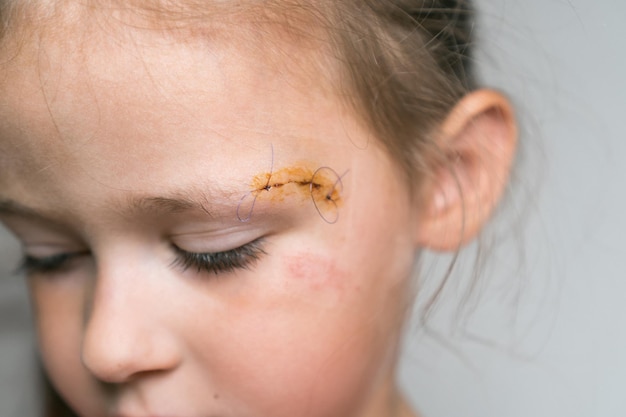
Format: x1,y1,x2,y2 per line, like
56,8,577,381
236,147,348,224
309,166,347,224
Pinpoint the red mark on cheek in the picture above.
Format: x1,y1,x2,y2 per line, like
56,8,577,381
285,252,348,292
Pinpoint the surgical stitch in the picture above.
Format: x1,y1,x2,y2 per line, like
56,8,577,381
236,148,347,224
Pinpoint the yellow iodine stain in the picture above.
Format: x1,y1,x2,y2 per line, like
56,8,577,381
244,164,345,223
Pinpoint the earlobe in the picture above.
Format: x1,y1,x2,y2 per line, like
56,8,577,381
415,89,517,251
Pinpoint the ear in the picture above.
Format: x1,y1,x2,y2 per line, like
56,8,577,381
415,89,517,251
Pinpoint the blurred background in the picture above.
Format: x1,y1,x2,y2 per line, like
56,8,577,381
1,0,625,416
400,1,626,416
0,225,38,413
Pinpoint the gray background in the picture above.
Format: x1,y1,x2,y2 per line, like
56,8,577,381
401,1,626,416
1,0,625,416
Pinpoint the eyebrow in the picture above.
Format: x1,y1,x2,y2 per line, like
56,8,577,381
0,188,240,223
122,194,217,217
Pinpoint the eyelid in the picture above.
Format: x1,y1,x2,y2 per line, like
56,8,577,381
171,236,265,257
170,227,268,253
16,251,90,275
21,243,85,257
171,238,266,275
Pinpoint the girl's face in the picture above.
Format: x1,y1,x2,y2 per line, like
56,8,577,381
0,13,420,417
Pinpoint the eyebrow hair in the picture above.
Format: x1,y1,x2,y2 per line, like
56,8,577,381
119,181,245,217
0,187,240,223
122,195,215,217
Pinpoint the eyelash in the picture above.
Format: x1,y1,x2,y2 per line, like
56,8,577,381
17,240,266,277
17,252,88,276
171,239,266,275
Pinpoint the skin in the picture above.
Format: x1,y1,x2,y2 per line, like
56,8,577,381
0,5,517,417
0,9,420,417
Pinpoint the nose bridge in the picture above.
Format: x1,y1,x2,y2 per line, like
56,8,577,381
81,260,181,384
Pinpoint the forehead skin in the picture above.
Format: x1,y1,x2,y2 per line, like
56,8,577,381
0,5,357,222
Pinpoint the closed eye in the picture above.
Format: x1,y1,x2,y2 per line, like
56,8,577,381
16,251,90,276
171,238,266,276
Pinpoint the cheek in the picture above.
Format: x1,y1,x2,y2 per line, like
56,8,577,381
31,279,83,372
30,279,105,415
192,252,396,417
285,251,349,292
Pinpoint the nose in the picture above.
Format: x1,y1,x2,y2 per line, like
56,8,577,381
81,263,182,384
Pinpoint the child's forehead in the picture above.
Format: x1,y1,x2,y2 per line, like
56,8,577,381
0,2,363,208
4,0,328,47
0,1,338,118
0,27,342,160
0,1,374,221
1,0,338,100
